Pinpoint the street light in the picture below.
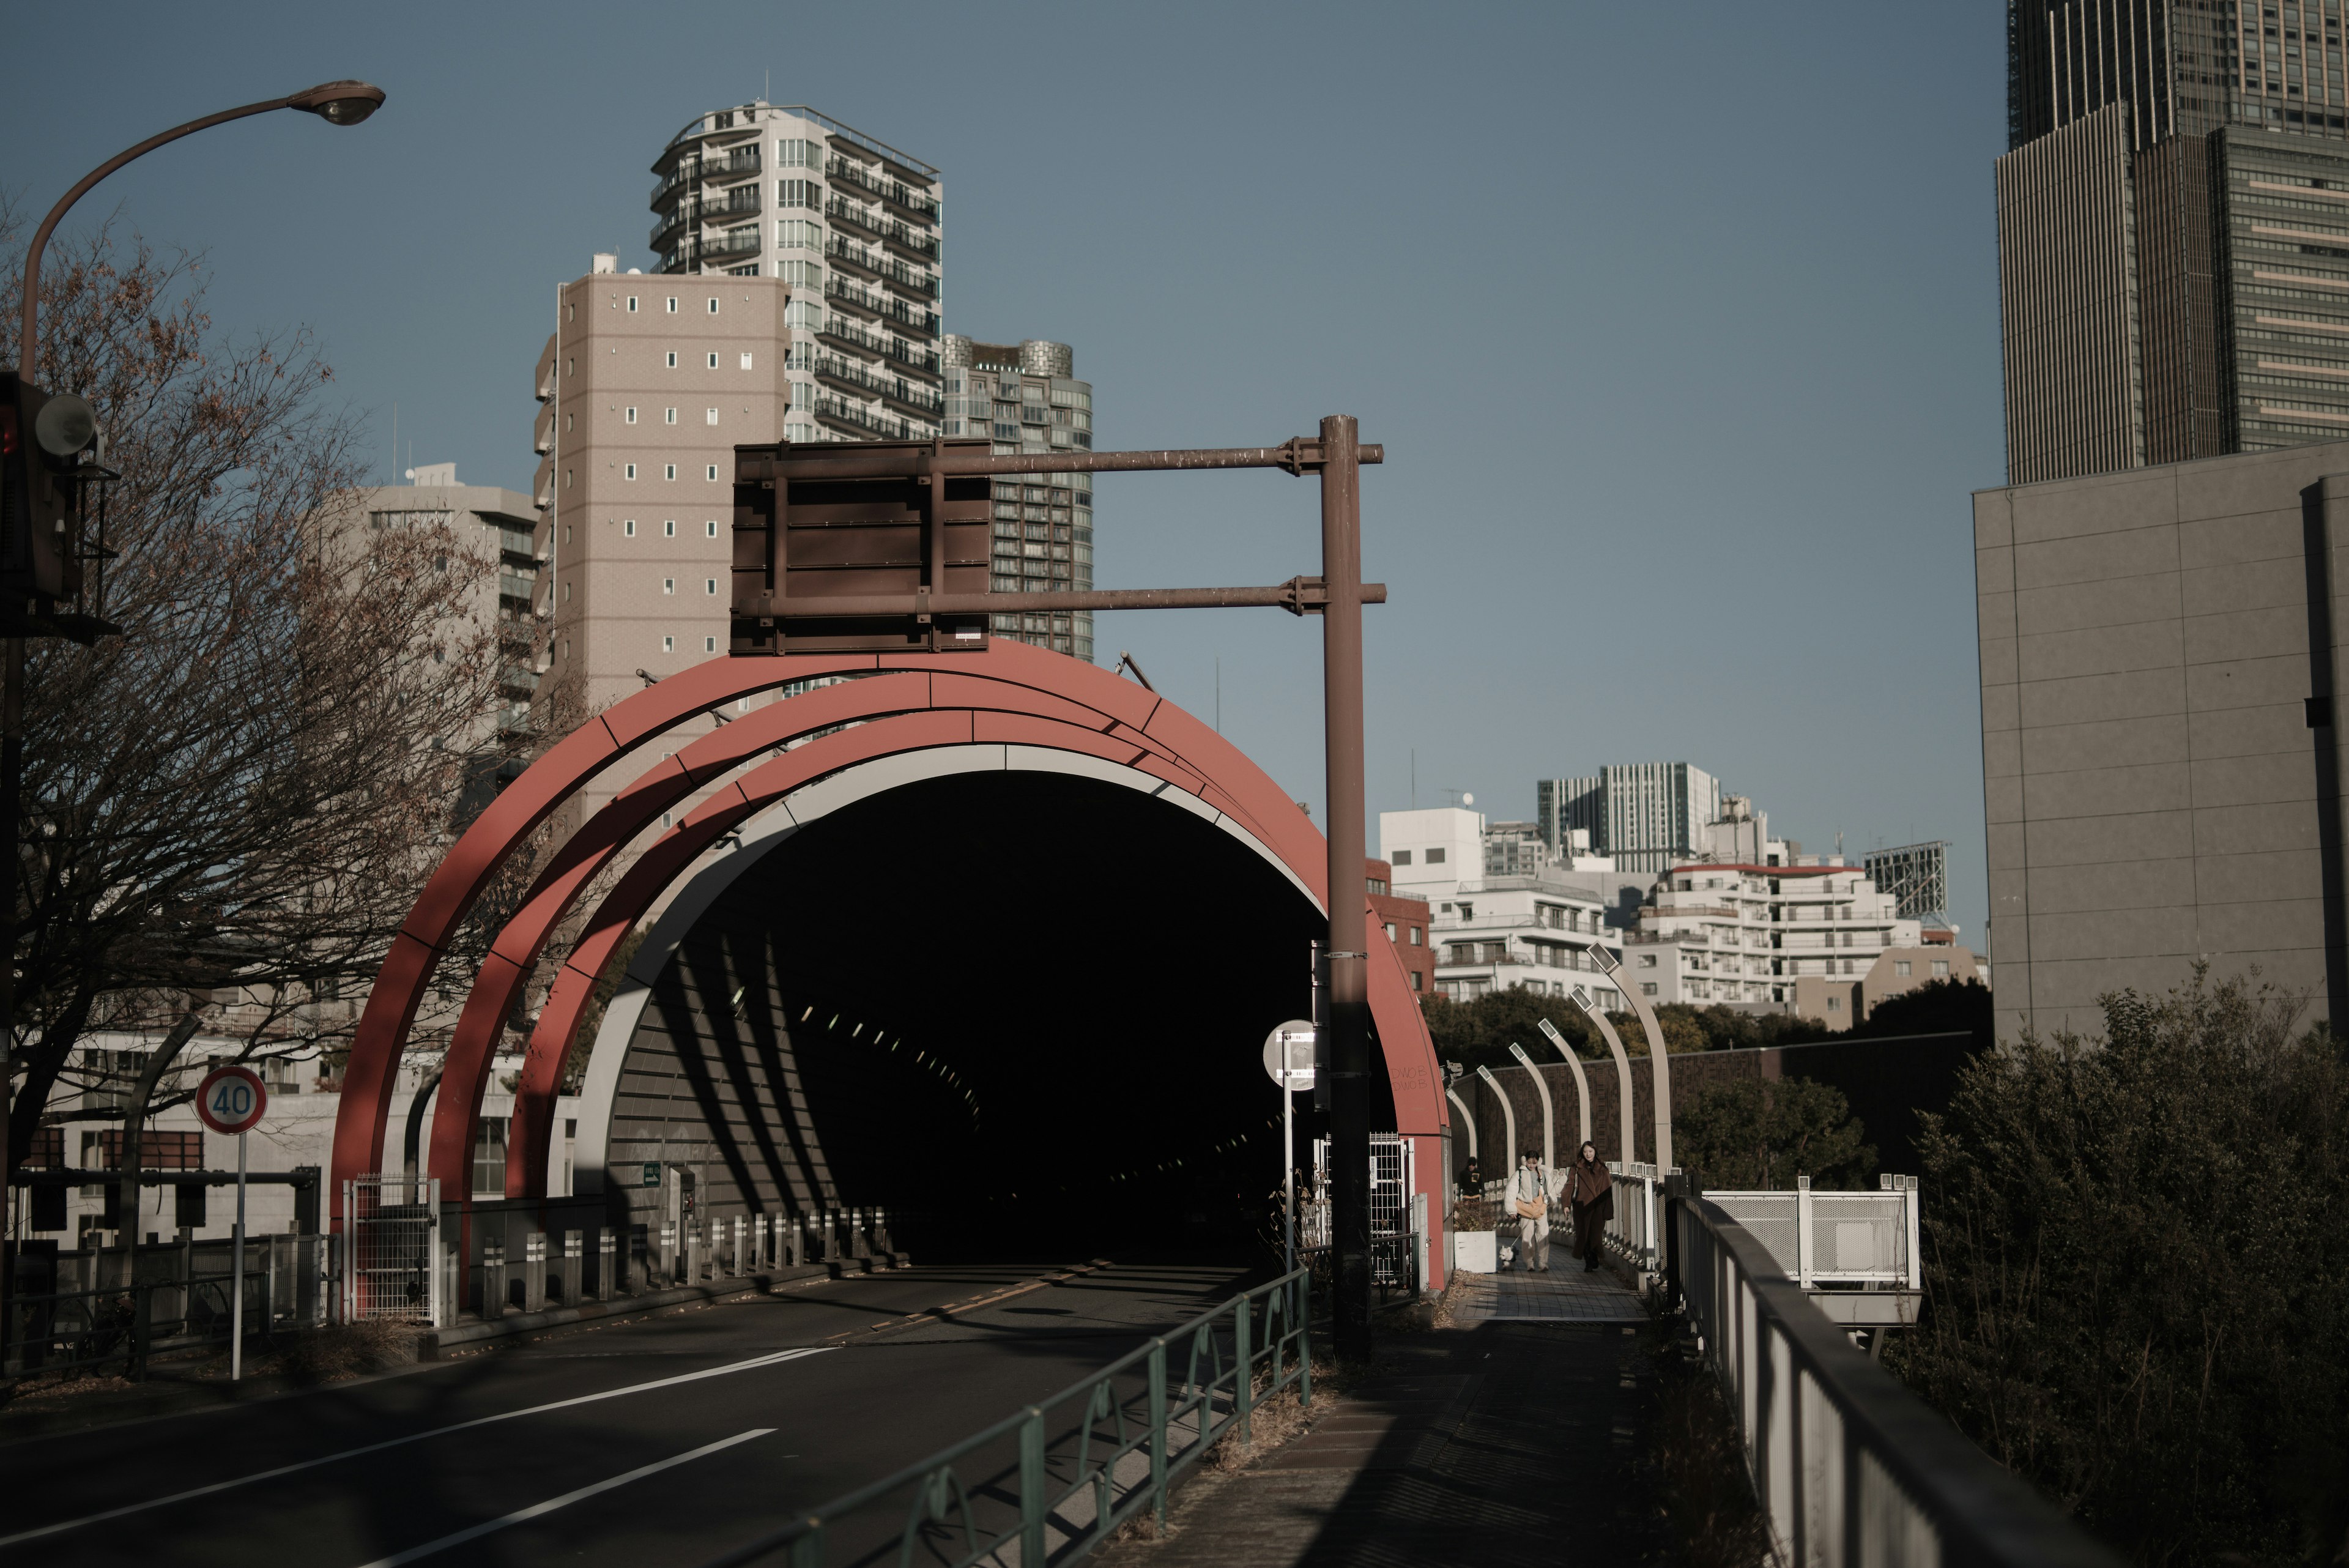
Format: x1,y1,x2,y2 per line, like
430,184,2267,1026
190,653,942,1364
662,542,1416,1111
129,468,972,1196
1,76,384,1365
18,80,387,379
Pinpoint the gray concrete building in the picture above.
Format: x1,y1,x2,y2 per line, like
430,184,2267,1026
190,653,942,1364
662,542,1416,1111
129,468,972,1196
1973,437,2349,1040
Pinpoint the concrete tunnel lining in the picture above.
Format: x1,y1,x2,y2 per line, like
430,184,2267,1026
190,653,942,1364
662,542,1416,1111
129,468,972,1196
567,741,1444,1276
572,742,1315,1187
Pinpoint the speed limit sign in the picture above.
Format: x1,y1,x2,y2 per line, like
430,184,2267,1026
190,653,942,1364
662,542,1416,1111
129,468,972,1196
195,1064,268,1135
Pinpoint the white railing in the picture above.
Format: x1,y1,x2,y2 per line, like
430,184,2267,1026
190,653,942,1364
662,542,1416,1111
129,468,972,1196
1706,1175,1921,1289
1671,1196,2123,1568
1606,1161,1670,1273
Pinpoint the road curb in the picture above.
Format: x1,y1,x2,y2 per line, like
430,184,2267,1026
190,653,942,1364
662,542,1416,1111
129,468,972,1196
418,1255,912,1359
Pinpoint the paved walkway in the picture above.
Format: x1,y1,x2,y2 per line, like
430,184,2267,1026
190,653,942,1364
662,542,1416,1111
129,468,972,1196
1449,1261,1648,1325
1095,1317,1663,1568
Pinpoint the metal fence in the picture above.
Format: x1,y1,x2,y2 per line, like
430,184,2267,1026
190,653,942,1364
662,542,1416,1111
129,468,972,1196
1671,1195,2124,1568
5,1233,329,1379
1606,1161,1669,1273
1705,1176,1921,1289
696,1267,1313,1568
343,1175,443,1326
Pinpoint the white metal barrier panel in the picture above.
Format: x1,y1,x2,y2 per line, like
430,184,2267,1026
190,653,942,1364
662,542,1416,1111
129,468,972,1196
342,1175,442,1327
1707,1176,1922,1289
1672,1196,2123,1568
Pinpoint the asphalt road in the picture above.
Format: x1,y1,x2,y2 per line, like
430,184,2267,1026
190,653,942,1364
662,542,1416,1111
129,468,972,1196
0,1257,1263,1568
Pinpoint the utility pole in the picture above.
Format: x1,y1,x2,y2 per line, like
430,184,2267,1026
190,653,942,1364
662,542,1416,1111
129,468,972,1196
1316,416,1375,1362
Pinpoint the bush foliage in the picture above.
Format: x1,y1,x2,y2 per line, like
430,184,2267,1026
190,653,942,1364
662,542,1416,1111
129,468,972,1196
1888,973,2349,1567
1674,1076,1875,1191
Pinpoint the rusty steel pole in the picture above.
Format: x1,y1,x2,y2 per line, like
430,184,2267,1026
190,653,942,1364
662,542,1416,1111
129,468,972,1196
1318,414,1373,1361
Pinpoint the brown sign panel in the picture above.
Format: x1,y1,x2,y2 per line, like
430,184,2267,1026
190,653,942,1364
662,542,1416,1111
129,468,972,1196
729,437,995,654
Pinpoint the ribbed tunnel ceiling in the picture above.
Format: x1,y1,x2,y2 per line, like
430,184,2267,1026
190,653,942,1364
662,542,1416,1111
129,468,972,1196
642,768,1397,1254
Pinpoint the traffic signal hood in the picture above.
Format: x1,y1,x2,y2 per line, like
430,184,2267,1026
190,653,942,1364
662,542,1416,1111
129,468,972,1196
0,372,96,634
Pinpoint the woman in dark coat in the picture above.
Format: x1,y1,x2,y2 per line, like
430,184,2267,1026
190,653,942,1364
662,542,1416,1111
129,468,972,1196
1568,1141,1612,1272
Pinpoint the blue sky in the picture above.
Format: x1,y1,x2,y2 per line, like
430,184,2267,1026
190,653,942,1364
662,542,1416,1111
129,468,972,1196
4,2,2008,944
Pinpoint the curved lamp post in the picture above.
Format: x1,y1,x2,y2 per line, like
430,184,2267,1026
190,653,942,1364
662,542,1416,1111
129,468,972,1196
18,80,385,378
1532,1016,1595,1148
1569,984,1639,1165
1506,1042,1557,1172
0,77,383,1343
1590,945,1674,1173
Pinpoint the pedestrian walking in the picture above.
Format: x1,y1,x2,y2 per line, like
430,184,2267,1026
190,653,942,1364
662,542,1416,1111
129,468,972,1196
1510,1149,1557,1273
1568,1141,1612,1271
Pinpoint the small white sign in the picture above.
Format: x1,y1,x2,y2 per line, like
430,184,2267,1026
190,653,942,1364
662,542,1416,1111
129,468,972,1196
1261,1021,1316,1091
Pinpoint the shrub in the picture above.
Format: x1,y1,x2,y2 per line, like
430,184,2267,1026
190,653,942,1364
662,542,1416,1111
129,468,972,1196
1888,972,2349,1566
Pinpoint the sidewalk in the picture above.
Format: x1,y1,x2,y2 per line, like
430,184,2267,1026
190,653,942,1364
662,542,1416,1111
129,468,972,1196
1097,1269,1664,1568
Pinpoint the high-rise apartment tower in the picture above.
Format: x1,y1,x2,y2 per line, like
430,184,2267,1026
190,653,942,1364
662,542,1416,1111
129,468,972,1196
651,103,944,447
941,335,1097,660
1998,1,2349,481
1537,764,1721,877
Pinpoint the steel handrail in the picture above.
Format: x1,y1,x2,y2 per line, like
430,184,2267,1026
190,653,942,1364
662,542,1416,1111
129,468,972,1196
1672,1196,2122,1568
696,1266,1312,1567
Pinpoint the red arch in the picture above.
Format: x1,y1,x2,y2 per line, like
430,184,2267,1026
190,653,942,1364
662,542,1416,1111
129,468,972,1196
330,644,1445,1246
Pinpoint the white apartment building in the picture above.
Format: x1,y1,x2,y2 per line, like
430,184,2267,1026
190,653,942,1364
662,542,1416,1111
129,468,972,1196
1628,858,1920,1020
652,102,944,453
1381,809,1628,1009
18,1036,581,1248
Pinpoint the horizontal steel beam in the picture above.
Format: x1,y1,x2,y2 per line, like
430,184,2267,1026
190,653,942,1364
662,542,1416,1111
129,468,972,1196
750,579,1387,619
737,439,1384,484
15,1167,321,1187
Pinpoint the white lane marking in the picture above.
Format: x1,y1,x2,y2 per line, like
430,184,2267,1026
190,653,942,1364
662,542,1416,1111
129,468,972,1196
0,1347,831,1548
351,1428,775,1567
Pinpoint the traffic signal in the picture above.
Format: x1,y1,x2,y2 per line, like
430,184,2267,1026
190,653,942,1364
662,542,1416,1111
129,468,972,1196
0,371,95,636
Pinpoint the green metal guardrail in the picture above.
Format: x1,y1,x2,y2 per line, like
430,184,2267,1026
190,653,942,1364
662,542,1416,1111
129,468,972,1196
698,1266,1312,1568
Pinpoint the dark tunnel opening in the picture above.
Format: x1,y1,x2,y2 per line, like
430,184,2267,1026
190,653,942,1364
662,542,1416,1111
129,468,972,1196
631,767,1398,1266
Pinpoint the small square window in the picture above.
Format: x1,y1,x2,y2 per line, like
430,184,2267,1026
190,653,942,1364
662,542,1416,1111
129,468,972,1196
1932,959,1950,976
705,408,719,426
625,464,637,480
666,297,678,313
739,352,754,370
666,351,678,368
662,636,675,652
1426,847,1446,865
705,465,719,481
707,298,719,314
1894,960,1910,977
707,353,719,368
1392,850,1412,866
626,296,638,313
664,464,677,480
704,636,718,652
625,407,637,424
705,578,718,595
623,519,636,537
705,520,719,537
663,578,675,594
665,407,677,425
664,519,676,537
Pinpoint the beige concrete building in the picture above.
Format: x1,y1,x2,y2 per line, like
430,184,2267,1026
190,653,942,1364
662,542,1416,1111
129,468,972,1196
1974,439,2349,1041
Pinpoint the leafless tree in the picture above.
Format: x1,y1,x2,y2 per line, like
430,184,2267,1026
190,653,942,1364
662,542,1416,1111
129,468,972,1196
1,218,531,1165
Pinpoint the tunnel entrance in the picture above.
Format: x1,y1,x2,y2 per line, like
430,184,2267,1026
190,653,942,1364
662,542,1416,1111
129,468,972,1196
593,766,1395,1262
